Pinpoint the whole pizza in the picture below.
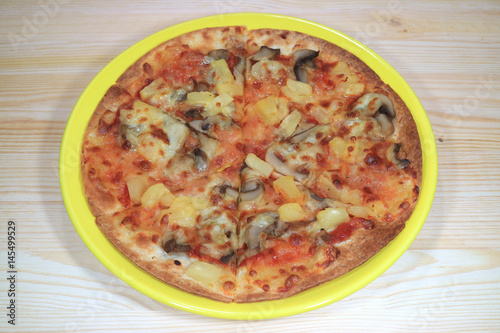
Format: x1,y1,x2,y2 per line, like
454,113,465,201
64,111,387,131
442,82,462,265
81,26,422,302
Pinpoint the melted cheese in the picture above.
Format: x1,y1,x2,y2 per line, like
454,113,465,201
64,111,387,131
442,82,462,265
140,78,190,110
120,100,189,164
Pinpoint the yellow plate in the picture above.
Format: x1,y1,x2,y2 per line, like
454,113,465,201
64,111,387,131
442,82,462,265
60,13,437,320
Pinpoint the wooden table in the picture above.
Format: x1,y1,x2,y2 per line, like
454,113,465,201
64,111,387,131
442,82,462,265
1,1,499,331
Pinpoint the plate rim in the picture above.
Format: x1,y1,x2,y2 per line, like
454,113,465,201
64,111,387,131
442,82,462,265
59,12,438,320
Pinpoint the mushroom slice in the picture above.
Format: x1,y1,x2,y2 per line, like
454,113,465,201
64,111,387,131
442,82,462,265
208,49,230,60
310,192,325,202
163,238,192,254
386,143,410,169
239,179,264,202
193,148,209,172
219,250,235,264
290,124,317,143
250,46,280,61
234,56,245,75
318,229,331,243
184,107,203,120
225,187,240,200
265,147,308,181
263,219,289,237
188,119,203,132
244,212,279,249
374,113,395,136
293,49,320,83
216,182,239,200
352,93,395,118
188,115,233,138
194,80,211,92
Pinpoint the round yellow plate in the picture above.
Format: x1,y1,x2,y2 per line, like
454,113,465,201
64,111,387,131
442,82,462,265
60,13,437,320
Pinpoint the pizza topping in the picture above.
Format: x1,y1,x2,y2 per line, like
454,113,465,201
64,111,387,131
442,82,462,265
220,251,236,264
353,93,395,118
293,49,319,83
254,95,288,124
279,109,302,138
250,60,288,81
281,79,313,104
250,46,280,61
164,197,205,228
185,261,223,284
351,93,396,137
211,59,235,85
194,80,211,92
245,153,274,178
239,168,264,202
386,143,410,169
374,113,395,136
273,176,306,204
193,147,209,172
278,203,308,222
312,207,350,232
265,146,307,181
207,49,230,60
289,123,317,143
119,101,190,164
163,238,192,253
125,175,149,204
243,212,279,250
140,183,174,208
347,205,374,219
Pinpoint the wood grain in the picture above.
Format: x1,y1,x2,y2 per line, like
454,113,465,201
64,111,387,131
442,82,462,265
1,0,500,331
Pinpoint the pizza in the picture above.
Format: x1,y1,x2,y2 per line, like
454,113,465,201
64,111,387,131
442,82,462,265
81,26,422,303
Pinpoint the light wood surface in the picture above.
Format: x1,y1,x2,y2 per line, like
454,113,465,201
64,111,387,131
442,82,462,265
1,0,499,331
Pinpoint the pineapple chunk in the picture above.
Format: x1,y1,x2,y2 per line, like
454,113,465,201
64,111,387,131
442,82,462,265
343,189,364,206
281,79,313,103
278,203,308,222
316,172,363,206
335,82,365,97
255,96,280,124
330,61,351,75
140,78,169,101
212,59,234,85
167,197,198,228
160,191,175,207
273,176,306,204
185,261,222,284
187,91,215,105
347,205,374,219
205,92,234,116
216,83,243,97
126,175,149,204
245,153,274,178
141,183,172,208
279,110,301,138
315,207,350,232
